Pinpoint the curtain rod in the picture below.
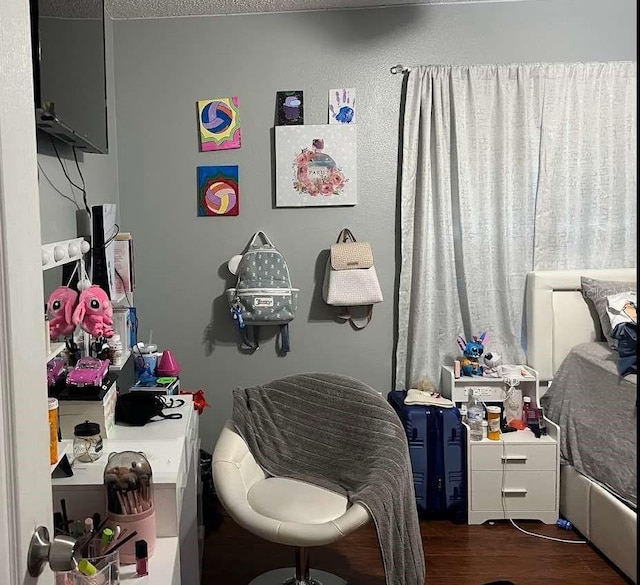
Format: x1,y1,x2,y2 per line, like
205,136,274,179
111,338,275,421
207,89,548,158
390,64,411,75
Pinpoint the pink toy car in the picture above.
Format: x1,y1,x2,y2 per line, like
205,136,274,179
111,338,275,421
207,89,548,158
66,357,110,388
47,357,66,387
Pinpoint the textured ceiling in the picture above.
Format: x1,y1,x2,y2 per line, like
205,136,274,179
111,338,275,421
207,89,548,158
105,0,508,20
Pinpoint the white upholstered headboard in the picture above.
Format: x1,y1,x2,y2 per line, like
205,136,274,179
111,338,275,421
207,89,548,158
525,269,636,382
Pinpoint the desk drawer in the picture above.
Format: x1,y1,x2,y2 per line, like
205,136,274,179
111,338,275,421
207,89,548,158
471,443,556,471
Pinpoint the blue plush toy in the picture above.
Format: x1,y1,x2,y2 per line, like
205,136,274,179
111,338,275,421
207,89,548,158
456,332,488,377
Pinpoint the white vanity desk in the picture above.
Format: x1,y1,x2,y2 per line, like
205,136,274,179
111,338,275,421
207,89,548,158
52,396,202,585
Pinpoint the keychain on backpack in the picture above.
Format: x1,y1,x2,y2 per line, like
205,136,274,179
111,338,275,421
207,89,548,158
231,301,245,329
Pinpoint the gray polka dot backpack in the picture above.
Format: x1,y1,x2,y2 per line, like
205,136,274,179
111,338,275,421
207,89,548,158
226,231,298,354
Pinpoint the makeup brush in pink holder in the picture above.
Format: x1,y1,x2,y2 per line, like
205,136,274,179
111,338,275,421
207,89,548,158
103,451,156,564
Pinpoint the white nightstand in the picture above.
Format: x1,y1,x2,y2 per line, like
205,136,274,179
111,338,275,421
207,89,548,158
441,365,560,525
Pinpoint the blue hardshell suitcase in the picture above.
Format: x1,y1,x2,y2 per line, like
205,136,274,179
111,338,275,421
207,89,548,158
388,390,467,522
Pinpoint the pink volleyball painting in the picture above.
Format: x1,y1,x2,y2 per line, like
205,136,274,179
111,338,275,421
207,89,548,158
197,166,239,217
275,125,357,207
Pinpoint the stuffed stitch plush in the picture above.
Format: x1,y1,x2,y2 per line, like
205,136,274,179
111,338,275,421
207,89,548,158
47,286,79,339
456,332,488,377
72,285,114,338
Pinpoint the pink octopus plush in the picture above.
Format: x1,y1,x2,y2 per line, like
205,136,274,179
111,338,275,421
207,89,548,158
72,285,114,338
47,286,79,339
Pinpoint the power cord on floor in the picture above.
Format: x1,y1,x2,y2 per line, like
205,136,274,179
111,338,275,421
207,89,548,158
499,436,587,544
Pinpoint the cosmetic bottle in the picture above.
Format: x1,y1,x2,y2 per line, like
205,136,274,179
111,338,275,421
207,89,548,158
135,539,148,576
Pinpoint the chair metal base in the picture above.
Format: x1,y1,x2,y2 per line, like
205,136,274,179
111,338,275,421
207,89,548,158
248,568,348,585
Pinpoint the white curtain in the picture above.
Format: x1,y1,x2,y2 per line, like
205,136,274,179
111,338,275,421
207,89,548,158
396,62,637,390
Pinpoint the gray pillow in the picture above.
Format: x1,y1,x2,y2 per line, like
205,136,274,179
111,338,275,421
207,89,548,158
581,276,636,348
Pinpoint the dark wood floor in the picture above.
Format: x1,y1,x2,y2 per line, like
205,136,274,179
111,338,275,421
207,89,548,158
201,506,633,585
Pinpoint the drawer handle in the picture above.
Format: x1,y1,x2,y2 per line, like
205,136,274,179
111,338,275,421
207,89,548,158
502,488,528,496
501,455,528,463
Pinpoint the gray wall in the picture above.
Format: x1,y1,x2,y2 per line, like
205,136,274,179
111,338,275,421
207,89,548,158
113,0,636,450
38,13,119,245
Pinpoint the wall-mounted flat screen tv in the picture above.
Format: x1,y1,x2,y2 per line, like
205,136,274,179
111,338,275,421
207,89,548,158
31,0,108,154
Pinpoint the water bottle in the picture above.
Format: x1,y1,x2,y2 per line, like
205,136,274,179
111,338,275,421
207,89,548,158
557,518,573,530
466,388,485,441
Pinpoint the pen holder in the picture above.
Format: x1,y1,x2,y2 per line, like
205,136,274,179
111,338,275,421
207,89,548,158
105,506,155,565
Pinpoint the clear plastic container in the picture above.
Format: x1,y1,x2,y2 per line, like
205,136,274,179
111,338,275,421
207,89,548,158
103,451,155,564
107,334,123,367
73,420,103,463
104,451,153,516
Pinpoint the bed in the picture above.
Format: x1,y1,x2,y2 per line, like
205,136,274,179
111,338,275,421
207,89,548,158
525,268,637,584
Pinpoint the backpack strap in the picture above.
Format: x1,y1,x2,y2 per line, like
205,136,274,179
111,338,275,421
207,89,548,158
336,305,373,330
240,325,260,351
152,411,183,421
149,396,184,421
336,228,357,243
278,324,290,354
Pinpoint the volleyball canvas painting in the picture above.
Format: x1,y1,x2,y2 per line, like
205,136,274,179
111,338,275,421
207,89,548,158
197,97,241,151
197,166,239,217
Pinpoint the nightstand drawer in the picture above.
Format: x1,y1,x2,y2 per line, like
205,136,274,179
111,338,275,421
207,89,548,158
471,470,556,511
471,443,556,471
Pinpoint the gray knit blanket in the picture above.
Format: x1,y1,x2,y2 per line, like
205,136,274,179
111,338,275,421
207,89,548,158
232,372,425,585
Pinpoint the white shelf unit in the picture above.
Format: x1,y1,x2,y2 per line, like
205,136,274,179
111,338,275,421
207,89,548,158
47,341,66,363
441,365,560,525
441,364,538,405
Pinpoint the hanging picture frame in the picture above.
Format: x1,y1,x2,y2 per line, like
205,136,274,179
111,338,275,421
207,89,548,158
276,90,304,125
275,124,357,207
197,165,239,217
329,88,356,124
197,97,241,151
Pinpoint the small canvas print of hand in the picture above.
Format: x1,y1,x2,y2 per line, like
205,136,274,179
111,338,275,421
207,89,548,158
329,88,355,124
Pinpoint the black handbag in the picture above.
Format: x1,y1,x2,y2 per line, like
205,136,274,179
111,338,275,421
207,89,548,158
115,393,184,426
